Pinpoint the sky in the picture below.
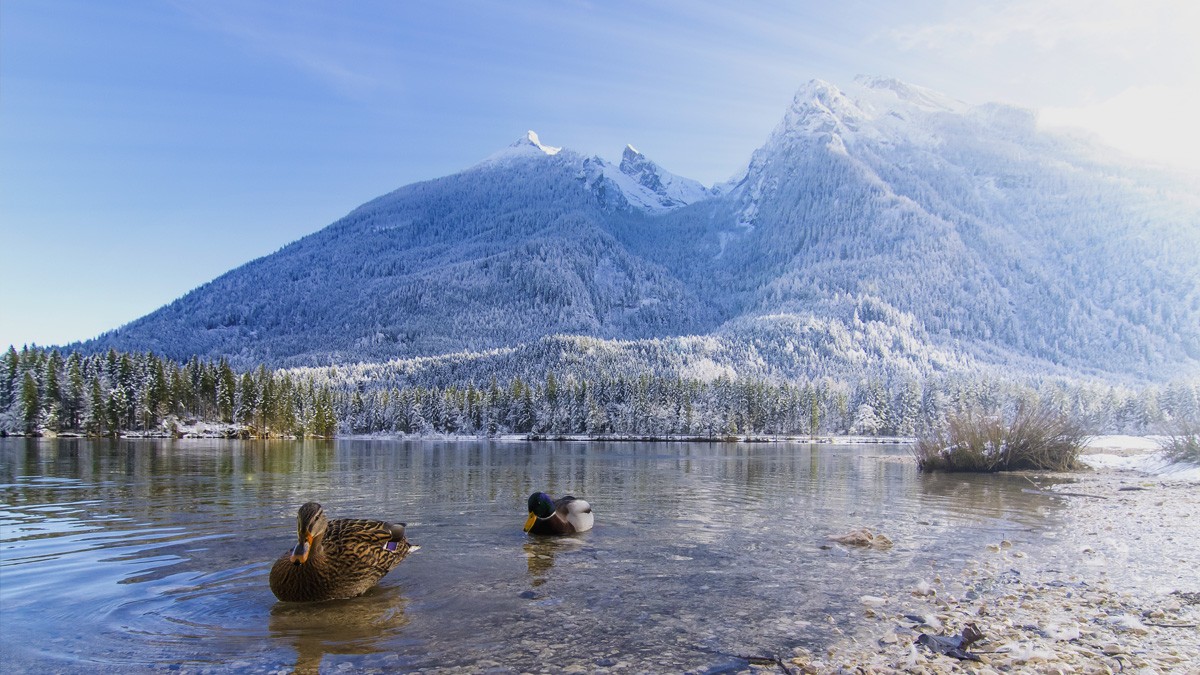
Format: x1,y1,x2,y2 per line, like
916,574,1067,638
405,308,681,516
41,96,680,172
2,0,1198,351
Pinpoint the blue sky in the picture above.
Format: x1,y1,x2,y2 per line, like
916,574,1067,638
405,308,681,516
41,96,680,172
2,0,1197,350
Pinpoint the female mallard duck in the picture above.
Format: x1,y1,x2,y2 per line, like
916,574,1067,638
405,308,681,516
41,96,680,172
269,502,418,602
523,492,593,535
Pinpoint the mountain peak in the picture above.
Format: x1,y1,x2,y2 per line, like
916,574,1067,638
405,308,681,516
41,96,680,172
751,79,864,161
516,130,561,156
789,79,858,115
606,143,712,212
478,130,562,167
618,145,655,182
852,75,966,113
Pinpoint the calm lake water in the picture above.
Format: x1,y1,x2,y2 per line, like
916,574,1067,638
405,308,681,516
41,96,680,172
0,438,1061,673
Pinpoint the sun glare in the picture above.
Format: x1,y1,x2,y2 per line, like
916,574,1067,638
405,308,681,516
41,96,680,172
1040,85,1200,175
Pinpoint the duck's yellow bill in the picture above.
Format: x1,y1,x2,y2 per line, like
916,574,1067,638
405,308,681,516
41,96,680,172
523,512,537,532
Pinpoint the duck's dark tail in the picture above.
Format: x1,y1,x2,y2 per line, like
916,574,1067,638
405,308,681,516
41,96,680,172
385,522,418,553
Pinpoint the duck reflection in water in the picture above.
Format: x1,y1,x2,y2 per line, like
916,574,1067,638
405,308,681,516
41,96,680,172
523,537,589,589
523,540,556,587
269,585,410,674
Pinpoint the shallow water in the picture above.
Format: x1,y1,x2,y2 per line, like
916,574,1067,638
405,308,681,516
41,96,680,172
0,438,1062,673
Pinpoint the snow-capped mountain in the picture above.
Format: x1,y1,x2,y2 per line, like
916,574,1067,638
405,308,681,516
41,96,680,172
479,130,713,214
80,138,725,366
608,145,714,212
681,76,1200,379
477,130,562,165
78,78,1200,382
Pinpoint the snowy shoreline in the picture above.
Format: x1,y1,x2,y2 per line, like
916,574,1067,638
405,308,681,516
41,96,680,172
802,435,1200,673
1078,435,1200,481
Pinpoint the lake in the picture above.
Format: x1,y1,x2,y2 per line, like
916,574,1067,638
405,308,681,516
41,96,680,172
0,438,1060,673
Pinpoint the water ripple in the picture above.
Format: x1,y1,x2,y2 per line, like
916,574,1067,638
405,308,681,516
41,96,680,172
0,437,1063,673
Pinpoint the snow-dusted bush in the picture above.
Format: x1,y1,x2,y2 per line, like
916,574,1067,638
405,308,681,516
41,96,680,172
913,403,1086,472
1163,426,1200,464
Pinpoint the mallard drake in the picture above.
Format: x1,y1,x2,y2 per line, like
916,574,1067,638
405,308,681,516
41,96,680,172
523,492,593,535
269,502,418,602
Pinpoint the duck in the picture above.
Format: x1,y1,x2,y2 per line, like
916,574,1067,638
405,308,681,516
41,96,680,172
269,502,418,602
523,492,593,535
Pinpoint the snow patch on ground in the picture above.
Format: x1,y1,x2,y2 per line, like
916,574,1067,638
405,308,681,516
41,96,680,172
1083,434,1163,453
1080,452,1200,481
1080,434,1200,481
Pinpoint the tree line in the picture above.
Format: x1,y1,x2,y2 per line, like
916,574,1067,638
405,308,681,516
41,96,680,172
324,369,1198,439
3,345,1196,440
0,346,336,437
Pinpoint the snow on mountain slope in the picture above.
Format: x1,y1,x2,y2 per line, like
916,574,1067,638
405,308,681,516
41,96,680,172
478,132,713,214
699,77,1200,380
81,144,723,367
73,77,1200,382
606,145,714,211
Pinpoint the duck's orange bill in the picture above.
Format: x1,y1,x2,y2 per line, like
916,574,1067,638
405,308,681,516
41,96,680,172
290,533,314,564
523,512,537,532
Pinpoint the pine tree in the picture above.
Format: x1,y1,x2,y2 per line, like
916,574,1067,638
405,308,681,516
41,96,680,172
84,378,107,436
114,353,135,429
21,371,40,433
255,365,273,434
0,346,18,413
894,379,922,437
238,372,259,429
140,356,167,430
216,359,236,423
107,385,127,434
809,390,820,437
314,386,336,437
349,390,366,433
40,351,62,431
63,353,85,430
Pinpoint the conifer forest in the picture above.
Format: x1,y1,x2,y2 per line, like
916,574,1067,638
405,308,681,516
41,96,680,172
4,345,1196,440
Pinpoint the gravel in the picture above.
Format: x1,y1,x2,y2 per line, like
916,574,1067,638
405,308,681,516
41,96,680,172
789,465,1200,674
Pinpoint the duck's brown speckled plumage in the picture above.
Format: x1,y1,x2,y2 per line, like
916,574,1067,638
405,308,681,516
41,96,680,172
269,502,417,602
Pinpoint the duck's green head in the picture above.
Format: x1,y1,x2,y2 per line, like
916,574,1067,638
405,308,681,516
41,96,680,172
524,492,555,532
527,492,555,518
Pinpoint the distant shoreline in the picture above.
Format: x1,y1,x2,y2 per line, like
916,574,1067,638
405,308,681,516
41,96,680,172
7,427,917,445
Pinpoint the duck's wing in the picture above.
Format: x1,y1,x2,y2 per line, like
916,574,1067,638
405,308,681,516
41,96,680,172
325,518,417,569
552,496,580,514
554,497,594,532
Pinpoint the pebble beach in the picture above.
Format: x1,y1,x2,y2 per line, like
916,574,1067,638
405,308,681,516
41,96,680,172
793,440,1200,674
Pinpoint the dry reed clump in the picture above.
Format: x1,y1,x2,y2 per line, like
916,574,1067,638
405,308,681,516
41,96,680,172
913,403,1086,472
1162,424,1200,464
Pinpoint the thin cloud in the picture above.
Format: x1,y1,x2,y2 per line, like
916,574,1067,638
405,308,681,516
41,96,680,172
170,1,383,97
888,0,1199,60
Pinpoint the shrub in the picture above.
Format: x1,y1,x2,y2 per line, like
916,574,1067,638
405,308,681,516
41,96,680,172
914,403,1087,472
1161,424,1200,464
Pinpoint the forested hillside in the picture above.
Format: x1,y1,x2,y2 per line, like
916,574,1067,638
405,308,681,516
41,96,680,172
80,154,722,367
64,77,1200,388
639,78,1200,380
